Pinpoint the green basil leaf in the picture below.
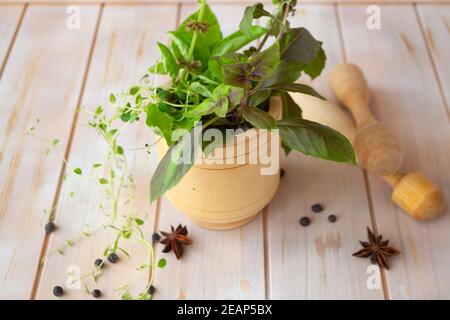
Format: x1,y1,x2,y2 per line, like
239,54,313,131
228,86,245,107
146,104,174,145
270,83,324,100
281,92,302,119
176,5,222,52
243,105,277,129
278,118,355,163
190,82,212,98
249,89,271,107
303,46,326,80
170,33,190,58
211,84,230,117
150,130,200,202
281,141,292,155
212,26,267,56
185,99,215,117
239,3,271,35
248,42,280,80
280,28,322,65
223,63,252,88
261,60,303,88
208,53,248,80
157,42,179,78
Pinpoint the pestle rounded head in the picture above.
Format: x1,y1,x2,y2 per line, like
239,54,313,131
353,123,403,176
392,172,445,220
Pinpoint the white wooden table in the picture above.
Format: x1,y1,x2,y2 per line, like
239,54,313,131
0,0,449,299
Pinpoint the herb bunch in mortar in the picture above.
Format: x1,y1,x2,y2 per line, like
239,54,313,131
109,0,355,202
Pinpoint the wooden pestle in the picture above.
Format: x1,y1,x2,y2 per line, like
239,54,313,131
293,92,445,221
329,63,403,176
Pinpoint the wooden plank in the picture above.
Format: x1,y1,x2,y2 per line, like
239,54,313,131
152,4,266,300
0,5,24,76
0,5,99,299
266,5,382,300
417,5,450,114
36,4,178,299
339,4,450,299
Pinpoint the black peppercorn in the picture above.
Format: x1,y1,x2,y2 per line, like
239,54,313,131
152,232,161,243
328,214,337,223
92,289,102,298
53,285,64,297
107,253,119,263
299,217,310,227
280,168,285,178
311,203,323,213
147,285,156,295
94,259,104,268
45,222,56,234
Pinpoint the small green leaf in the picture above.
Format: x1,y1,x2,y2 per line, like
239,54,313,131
157,42,179,78
51,139,59,146
242,105,277,129
138,292,152,300
121,292,133,300
73,168,82,175
135,218,144,226
99,178,109,185
149,62,167,75
109,94,116,103
129,87,139,95
278,118,355,163
116,145,124,155
92,163,102,168
158,258,167,268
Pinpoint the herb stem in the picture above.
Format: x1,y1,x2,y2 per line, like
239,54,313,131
276,2,290,42
182,0,207,81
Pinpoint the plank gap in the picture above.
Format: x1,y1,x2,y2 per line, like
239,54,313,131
30,4,104,300
335,3,390,300
0,4,26,80
262,206,271,300
413,4,450,123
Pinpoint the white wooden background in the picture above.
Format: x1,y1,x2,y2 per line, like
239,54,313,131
0,1,449,299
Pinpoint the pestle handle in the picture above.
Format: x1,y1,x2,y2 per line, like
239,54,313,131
293,92,445,220
329,63,403,176
328,63,374,128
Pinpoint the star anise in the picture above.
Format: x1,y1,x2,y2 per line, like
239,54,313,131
352,227,400,270
160,224,193,260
